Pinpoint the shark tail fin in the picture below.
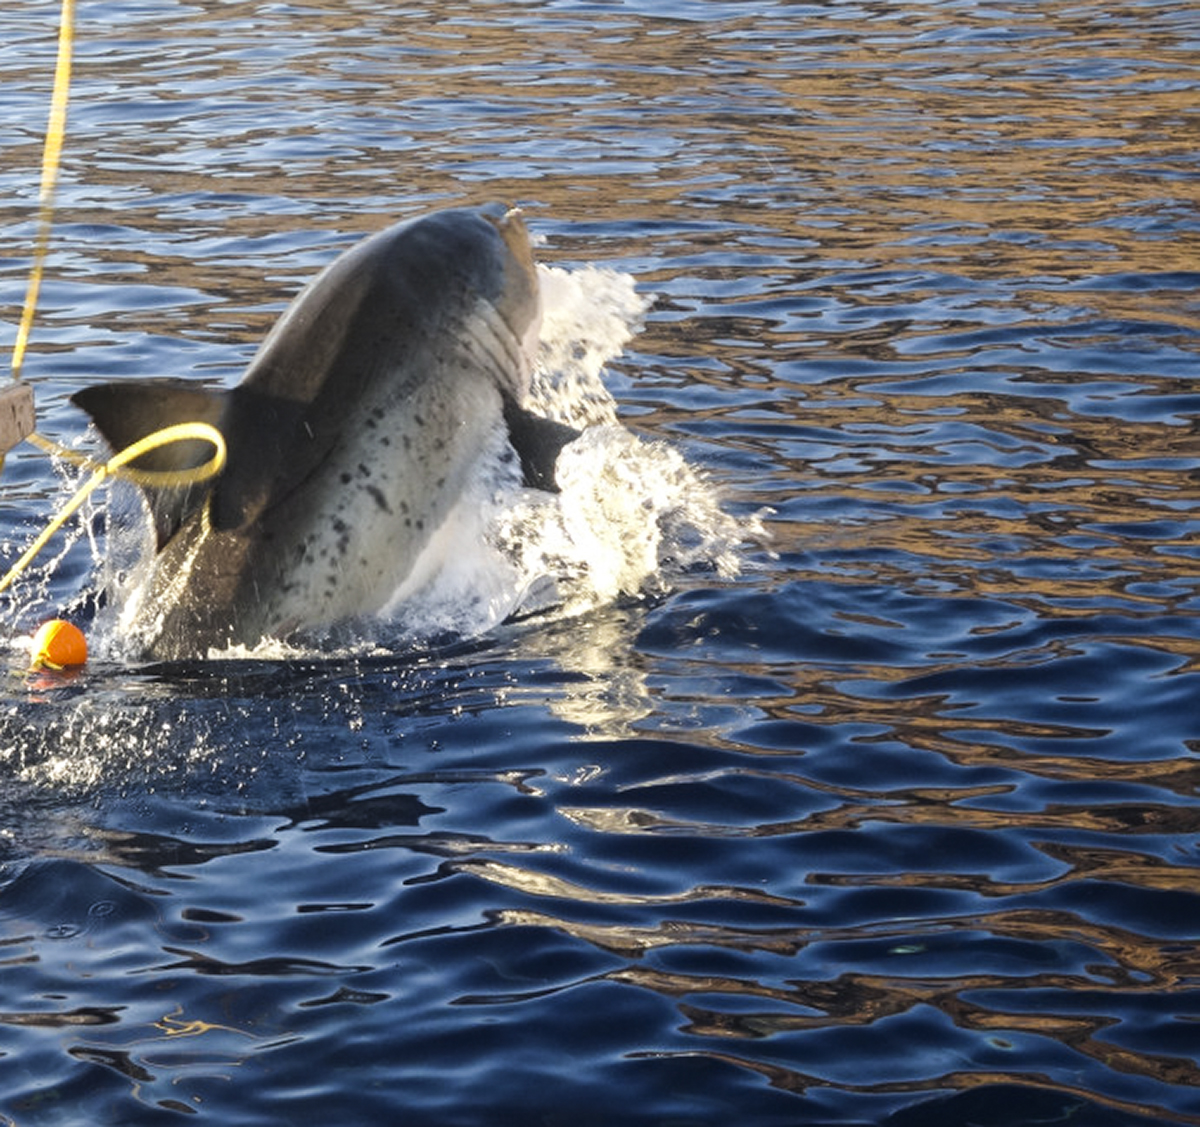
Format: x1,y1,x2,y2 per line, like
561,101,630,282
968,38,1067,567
502,397,581,493
71,379,230,550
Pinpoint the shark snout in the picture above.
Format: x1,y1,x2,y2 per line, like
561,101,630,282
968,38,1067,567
478,202,543,383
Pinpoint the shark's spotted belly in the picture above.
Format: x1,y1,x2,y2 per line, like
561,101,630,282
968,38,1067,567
262,377,506,632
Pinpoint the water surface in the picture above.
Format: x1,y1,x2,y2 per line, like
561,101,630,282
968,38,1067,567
0,1,1197,1124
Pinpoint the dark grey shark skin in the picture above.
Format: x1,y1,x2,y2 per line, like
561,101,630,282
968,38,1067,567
73,203,578,660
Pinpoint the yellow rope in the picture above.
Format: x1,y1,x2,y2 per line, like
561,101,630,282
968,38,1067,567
0,1,231,600
0,0,233,612
25,423,230,490
10,0,75,381
0,421,227,596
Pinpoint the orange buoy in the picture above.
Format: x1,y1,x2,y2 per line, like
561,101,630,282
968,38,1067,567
30,618,87,670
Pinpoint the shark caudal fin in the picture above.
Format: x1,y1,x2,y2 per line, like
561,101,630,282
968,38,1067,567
502,397,581,493
72,379,230,550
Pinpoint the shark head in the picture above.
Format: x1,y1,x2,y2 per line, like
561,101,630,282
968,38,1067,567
478,203,543,389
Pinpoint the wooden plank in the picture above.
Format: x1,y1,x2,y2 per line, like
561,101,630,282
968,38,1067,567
0,382,35,456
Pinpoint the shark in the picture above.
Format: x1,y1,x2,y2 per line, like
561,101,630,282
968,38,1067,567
73,203,579,660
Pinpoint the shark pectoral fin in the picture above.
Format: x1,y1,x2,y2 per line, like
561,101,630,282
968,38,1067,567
502,398,581,493
71,380,230,550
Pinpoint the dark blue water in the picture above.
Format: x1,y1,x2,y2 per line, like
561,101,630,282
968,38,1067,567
1,1,1197,1124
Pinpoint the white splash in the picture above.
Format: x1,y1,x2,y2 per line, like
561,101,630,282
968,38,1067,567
364,263,746,648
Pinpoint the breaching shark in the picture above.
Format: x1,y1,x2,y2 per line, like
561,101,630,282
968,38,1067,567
73,203,579,660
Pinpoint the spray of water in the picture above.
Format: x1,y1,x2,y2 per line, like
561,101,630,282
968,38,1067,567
357,263,748,650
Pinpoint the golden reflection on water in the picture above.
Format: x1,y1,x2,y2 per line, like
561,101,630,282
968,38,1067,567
613,657,1200,793
683,1051,1200,1127
451,856,802,908
558,785,1200,841
813,842,1200,896
494,902,1200,1121
6,0,1193,289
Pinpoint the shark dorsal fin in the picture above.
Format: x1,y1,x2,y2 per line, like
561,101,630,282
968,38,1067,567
73,380,311,547
72,380,230,550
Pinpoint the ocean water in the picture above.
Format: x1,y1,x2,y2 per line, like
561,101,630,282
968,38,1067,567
0,1,1197,1124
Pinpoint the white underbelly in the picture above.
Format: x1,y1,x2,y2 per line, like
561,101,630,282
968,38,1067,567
259,377,507,632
